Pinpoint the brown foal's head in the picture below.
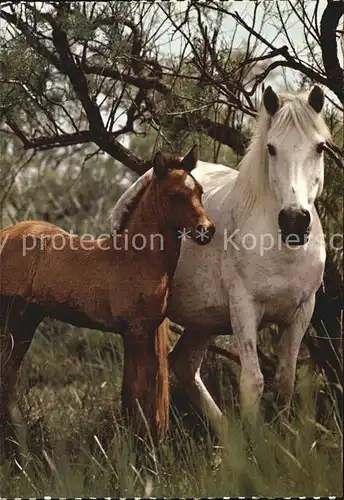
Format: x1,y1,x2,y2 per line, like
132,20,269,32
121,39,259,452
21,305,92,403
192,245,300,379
152,145,215,245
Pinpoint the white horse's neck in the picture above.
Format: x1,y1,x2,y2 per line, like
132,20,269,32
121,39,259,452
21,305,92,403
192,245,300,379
223,111,275,223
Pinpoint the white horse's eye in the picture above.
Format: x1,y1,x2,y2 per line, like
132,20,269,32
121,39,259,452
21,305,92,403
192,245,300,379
316,142,325,154
267,143,277,156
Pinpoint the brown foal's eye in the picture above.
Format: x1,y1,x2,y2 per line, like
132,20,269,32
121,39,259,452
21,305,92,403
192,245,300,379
267,143,277,156
316,142,325,154
168,192,184,201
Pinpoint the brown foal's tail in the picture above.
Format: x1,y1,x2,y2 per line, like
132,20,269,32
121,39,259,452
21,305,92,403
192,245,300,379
155,318,170,437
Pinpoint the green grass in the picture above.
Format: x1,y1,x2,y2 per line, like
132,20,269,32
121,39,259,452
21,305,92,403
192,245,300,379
0,322,342,497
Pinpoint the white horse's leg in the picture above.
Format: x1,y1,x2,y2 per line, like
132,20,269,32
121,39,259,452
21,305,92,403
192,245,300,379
273,295,316,415
229,290,264,422
169,329,224,433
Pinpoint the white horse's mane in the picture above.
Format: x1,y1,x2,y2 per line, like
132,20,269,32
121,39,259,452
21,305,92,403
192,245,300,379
232,91,331,218
110,168,153,233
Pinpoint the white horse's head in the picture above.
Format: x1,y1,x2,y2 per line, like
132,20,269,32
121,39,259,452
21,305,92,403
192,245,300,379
263,85,330,245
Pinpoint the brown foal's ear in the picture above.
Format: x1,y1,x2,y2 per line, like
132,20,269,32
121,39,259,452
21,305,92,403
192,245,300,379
153,151,168,178
181,144,199,172
263,86,280,116
308,85,324,113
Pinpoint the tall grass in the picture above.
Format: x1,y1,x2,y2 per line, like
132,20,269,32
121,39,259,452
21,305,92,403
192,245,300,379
0,323,342,497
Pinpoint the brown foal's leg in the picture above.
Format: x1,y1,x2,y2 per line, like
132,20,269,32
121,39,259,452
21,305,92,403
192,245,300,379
0,327,15,463
0,307,43,466
121,320,159,439
0,327,31,465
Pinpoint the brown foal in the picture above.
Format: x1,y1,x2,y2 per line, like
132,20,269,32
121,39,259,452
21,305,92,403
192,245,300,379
0,145,215,462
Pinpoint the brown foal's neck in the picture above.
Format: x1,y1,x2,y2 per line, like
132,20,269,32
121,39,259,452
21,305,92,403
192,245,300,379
121,179,181,275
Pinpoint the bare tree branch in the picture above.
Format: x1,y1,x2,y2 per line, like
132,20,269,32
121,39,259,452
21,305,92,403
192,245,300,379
83,65,170,95
0,1,342,176
320,1,344,103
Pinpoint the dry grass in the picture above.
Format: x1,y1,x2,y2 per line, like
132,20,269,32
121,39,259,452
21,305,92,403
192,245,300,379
0,321,342,497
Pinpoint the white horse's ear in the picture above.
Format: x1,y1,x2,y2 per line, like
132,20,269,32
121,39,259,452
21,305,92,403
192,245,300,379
308,85,324,113
263,86,280,116
153,151,168,178
182,144,199,172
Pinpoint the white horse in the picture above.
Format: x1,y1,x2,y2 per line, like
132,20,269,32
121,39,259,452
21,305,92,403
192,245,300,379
112,86,331,431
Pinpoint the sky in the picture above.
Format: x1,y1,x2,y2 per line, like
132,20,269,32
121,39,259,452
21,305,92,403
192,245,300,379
153,0,342,94
158,1,330,52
